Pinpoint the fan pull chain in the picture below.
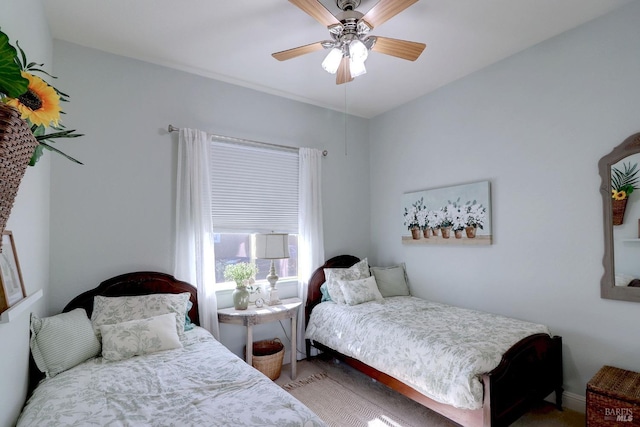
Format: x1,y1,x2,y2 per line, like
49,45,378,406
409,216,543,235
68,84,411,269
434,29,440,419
344,85,348,156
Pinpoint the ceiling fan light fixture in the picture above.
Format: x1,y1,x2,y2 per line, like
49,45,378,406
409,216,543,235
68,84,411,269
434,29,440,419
322,48,343,74
349,39,368,63
349,57,366,78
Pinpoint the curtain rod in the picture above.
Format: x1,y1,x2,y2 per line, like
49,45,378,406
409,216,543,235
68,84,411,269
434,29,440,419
168,124,328,157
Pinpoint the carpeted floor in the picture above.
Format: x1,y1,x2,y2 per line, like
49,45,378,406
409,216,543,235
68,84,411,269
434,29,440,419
277,356,585,427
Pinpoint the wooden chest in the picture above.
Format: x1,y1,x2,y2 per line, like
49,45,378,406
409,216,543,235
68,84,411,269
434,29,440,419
587,365,640,426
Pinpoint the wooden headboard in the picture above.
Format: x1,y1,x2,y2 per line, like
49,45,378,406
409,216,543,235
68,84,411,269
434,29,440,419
305,255,360,327
63,271,199,325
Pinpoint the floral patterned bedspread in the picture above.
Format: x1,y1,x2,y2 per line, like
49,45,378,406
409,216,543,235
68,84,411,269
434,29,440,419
306,296,550,410
18,327,325,427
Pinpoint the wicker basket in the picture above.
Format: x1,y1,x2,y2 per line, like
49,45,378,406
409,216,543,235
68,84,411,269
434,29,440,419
587,365,640,426
0,104,38,248
245,338,284,380
612,199,628,226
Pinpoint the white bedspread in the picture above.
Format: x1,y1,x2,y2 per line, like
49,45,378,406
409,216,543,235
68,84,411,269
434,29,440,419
306,296,550,410
18,327,325,427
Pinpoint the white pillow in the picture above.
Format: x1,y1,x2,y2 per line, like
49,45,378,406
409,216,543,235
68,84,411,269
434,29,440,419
100,313,183,362
324,258,370,305
339,276,384,306
30,308,101,378
615,274,635,287
91,293,190,341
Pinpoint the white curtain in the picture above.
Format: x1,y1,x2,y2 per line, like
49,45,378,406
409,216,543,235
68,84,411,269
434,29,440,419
297,148,325,359
174,128,220,340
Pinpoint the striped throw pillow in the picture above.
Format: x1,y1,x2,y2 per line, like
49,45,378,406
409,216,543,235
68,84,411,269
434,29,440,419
30,308,101,378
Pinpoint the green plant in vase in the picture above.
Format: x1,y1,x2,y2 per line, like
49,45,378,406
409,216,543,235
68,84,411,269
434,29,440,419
224,262,258,310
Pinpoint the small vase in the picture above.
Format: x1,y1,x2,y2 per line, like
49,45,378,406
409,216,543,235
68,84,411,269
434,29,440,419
454,229,463,239
431,228,439,237
441,226,451,239
422,228,430,238
233,285,250,310
465,226,477,238
410,227,421,240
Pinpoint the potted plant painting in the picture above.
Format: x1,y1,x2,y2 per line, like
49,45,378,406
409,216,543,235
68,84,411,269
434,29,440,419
464,201,487,238
403,197,424,239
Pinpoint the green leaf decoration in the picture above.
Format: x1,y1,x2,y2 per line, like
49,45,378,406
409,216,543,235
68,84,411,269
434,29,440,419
611,162,639,192
0,29,28,97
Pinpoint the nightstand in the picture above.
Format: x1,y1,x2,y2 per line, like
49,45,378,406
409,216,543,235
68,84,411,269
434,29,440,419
217,297,302,379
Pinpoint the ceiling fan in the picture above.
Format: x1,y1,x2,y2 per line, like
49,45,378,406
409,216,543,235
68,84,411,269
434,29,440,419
272,0,426,85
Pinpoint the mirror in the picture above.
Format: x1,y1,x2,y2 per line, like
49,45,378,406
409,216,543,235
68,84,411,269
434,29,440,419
599,132,640,302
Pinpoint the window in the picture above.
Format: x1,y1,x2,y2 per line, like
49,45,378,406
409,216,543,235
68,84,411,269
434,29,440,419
212,233,298,283
209,139,299,285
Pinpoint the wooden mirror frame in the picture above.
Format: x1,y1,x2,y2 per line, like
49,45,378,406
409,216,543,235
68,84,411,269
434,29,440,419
599,132,640,302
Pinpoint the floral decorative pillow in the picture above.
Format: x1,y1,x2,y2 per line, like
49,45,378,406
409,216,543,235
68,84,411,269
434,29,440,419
91,293,190,341
324,258,370,305
100,313,183,362
338,276,384,306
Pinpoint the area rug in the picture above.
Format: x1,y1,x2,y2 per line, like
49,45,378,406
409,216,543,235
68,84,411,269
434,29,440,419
282,372,422,427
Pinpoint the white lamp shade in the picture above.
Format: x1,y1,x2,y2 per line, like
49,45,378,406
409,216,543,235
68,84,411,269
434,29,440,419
255,233,290,259
322,48,343,74
350,58,367,78
349,39,369,63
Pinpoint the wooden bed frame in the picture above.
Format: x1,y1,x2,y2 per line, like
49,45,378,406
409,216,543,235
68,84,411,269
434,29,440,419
28,271,199,394
305,255,564,427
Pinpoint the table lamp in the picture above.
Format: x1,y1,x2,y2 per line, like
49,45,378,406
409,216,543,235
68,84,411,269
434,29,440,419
255,233,290,305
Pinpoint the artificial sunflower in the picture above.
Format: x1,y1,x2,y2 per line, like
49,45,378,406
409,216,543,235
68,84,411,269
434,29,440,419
613,190,627,201
0,29,83,165
5,72,61,127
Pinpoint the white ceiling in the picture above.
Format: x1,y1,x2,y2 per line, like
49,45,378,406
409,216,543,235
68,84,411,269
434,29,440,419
44,0,633,118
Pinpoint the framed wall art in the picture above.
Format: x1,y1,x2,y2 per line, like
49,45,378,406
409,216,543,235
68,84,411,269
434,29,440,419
402,180,492,245
0,230,26,311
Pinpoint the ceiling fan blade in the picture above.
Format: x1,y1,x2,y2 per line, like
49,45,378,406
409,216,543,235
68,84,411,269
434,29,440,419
336,57,354,85
289,0,340,27
362,0,418,29
371,36,426,61
272,42,325,61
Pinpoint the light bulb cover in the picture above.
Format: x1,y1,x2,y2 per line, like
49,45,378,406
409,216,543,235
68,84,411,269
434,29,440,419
350,58,367,78
321,48,343,74
349,39,369,63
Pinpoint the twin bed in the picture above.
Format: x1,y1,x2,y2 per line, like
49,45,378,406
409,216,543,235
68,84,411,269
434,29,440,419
18,259,563,427
305,255,564,427
18,272,325,427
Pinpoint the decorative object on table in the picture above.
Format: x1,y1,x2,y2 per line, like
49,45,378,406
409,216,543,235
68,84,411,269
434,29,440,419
0,29,83,166
402,181,491,245
0,230,26,314
255,296,264,308
610,162,639,226
256,233,290,305
224,262,258,310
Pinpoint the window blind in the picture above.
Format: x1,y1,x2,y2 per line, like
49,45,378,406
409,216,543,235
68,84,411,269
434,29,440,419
210,140,299,234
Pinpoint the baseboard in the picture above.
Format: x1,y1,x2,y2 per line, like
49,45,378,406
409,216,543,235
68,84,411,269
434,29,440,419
545,391,585,414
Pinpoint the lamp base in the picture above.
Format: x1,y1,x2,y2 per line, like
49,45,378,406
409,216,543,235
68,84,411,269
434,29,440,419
267,287,281,306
